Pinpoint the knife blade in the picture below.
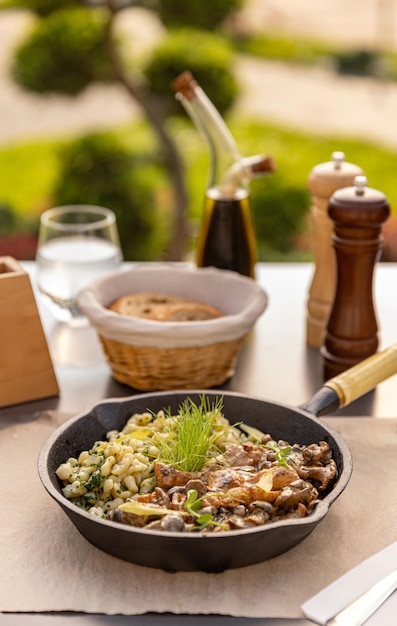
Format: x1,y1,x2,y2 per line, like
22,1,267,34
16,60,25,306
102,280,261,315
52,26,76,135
326,568,397,626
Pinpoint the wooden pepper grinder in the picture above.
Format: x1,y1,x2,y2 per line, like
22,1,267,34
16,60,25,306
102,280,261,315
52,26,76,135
322,175,390,380
306,152,364,347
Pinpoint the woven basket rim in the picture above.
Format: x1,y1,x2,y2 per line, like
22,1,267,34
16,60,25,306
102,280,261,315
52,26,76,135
78,263,268,348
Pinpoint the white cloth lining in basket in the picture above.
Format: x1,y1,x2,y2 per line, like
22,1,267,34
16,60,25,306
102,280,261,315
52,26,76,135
77,264,268,348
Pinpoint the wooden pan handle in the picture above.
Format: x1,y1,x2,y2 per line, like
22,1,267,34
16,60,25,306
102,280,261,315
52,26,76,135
300,343,397,416
325,344,397,407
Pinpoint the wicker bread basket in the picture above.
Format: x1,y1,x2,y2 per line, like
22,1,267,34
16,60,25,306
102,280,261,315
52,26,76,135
78,264,268,391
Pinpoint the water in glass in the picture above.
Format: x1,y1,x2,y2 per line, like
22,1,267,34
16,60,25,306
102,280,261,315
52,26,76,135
36,205,122,323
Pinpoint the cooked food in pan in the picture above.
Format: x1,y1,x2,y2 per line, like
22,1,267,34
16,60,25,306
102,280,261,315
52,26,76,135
55,396,337,533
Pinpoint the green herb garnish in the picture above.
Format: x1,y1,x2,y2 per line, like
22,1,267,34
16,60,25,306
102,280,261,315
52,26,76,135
117,489,227,531
238,424,293,468
82,469,104,492
184,489,227,530
155,395,224,473
265,441,292,467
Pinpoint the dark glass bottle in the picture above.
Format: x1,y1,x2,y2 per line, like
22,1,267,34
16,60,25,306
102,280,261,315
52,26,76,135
172,71,275,278
197,187,256,276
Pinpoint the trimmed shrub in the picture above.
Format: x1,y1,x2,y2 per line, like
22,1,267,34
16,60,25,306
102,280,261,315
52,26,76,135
156,0,244,31
1,0,79,17
0,203,19,236
11,7,113,95
250,174,310,256
0,203,38,260
334,49,380,77
143,28,239,117
51,133,168,261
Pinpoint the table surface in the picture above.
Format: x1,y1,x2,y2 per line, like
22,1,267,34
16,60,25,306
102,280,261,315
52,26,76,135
2,261,397,626
3,262,397,422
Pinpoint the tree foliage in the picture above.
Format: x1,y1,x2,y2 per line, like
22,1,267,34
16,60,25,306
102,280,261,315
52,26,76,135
251,175,310,254
3,0,244,260
1,0,79,16
12,7,113,95
156,0,243,30
52,133,167,261
144,28,238,117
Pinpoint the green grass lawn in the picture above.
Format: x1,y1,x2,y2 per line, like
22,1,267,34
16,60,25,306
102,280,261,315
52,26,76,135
230,118,397,208
0,138,65,217
2,118,396,217
1,117,397,261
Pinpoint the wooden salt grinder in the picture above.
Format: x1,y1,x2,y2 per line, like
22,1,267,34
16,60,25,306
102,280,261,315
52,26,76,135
322,176,390,380
306,152,363,347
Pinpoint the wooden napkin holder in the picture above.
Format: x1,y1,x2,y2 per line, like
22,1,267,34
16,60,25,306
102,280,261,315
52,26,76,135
0,256,59,407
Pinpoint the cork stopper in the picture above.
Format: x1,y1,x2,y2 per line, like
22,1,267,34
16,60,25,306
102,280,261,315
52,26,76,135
249,154,277,175
308,152,364,198
172,71,197,101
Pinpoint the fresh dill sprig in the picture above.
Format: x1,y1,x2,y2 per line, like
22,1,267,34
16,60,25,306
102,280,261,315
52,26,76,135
155,395,224,473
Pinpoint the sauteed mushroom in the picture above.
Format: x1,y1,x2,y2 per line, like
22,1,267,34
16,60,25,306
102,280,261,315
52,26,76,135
100,434,337,532
55,391,340,537
39,388,356,571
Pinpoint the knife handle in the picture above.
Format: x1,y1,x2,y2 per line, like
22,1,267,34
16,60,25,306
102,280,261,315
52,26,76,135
326,568,397,626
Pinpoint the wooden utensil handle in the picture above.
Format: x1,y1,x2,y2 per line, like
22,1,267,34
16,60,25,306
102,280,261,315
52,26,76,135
325,344,397,407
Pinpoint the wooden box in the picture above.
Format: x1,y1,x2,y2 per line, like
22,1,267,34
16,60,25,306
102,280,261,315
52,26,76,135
0,256,59,407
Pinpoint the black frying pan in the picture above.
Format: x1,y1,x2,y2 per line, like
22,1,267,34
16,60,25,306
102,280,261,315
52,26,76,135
38,345,397,572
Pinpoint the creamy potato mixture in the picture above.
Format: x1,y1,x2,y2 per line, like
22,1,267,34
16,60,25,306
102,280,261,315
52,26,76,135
56,399,338,532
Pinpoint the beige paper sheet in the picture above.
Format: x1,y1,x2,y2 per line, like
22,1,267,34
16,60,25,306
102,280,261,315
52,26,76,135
1,412,396,618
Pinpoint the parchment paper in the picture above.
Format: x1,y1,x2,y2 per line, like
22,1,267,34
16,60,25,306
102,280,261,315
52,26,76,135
1,412,396,618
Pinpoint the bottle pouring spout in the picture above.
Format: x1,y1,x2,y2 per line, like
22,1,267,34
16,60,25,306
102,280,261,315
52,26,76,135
172,71,275,196
224,154,276,187
172,70,275,277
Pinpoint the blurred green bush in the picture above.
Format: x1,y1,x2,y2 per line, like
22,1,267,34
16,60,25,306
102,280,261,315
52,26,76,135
1,0,79,16
333,49,380,76
51,133,169,261
156,0,243,30
0,203,19,236
0,203,38,259
11,7,113,95
143,28,239,117
251,174,310,257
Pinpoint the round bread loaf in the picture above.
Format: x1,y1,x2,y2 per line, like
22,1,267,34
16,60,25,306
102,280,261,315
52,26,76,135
109,292,223,321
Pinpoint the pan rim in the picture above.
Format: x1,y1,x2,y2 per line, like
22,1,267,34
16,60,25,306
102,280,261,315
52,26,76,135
37,389,352,541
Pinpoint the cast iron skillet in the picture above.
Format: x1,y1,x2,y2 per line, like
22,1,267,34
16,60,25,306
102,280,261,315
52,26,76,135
38,345,397,572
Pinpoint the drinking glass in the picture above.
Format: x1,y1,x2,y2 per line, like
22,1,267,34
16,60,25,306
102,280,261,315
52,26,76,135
36,205,122,324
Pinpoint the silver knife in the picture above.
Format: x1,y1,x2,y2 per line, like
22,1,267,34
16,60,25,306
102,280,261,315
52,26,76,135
327,568,397,626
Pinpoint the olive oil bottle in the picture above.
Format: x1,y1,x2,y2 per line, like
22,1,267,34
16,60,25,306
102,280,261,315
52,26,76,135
172,71,275,279
197,187,256,277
